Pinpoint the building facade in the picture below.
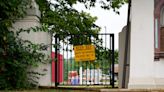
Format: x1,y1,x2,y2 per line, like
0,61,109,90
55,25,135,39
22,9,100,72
119,0,164,89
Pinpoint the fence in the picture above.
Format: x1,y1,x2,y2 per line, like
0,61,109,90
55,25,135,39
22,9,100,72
53,33,115,88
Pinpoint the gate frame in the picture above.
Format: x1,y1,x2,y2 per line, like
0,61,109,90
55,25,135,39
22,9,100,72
54,33,115,88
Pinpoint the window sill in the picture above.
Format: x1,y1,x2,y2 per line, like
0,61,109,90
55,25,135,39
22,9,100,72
155,52,164,61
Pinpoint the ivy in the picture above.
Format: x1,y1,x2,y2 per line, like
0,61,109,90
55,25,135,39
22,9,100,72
0,0,48,90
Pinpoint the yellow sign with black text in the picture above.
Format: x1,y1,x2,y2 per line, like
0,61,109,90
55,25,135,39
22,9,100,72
74,45,96,62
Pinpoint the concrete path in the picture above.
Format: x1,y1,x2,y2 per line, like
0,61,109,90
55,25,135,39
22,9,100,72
99,89,164,92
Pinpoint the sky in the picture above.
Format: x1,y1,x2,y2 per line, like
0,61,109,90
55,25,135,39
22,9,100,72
74,3,128,49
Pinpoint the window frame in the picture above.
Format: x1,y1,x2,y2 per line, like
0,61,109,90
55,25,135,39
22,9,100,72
154,0,164,60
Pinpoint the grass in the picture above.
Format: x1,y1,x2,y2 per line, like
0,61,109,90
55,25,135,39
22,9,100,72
0,89,95,92
58,85,111,88
0,85,114,92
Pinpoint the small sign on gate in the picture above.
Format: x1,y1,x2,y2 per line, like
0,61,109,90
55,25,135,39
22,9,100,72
74,45,96,62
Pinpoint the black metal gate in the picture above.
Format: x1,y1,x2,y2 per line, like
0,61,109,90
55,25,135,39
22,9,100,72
53,33,115,88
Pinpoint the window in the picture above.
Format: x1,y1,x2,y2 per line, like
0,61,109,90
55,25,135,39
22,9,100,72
154,0,164,59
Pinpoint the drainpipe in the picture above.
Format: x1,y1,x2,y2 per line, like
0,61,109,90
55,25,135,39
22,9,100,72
122,0,131,88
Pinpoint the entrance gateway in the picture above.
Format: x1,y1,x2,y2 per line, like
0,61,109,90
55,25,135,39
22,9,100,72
52,33,115,88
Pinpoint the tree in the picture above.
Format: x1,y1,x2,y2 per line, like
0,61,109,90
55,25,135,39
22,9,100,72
36,0,126,82
67,0,128,14
0,0,127,89
36,0,101,43
36,0,128,37
96,48,118,74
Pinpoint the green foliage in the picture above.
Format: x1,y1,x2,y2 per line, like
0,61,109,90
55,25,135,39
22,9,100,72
0,0,48,90
0,33,47,89
0,0,31,28
50,0,128,13
36,0,100,36
96,48,118,74
36,0,127,52
54,0,128,14
36,0,127,39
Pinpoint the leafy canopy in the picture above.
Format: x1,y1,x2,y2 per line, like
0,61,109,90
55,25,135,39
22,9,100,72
36,0,127,44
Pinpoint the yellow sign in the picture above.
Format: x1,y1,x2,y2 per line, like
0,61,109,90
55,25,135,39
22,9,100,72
74,45,96,62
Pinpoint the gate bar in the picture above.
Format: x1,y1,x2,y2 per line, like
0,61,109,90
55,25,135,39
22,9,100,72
111,34,115,88
55,35,59,87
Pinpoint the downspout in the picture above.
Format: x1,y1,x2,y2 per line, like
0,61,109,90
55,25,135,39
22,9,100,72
122,0,131,88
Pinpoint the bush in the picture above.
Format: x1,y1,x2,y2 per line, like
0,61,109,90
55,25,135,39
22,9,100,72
0,0,49,89
0,30,48,90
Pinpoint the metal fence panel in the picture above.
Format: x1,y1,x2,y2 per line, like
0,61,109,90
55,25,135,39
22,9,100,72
53,33,115,88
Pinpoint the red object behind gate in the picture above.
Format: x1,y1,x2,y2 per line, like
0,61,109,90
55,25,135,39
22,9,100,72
51,52,63,83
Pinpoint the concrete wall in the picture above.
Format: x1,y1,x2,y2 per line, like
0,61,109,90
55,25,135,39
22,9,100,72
154,58,164,88
128,0,155,88
12,1,52,86
119,26,128,88
123,0,164,89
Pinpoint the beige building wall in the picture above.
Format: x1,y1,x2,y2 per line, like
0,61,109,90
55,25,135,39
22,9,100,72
128,0,155,88
119,0,164,89
127,0,164,89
